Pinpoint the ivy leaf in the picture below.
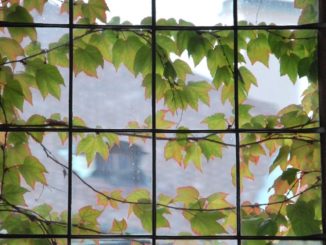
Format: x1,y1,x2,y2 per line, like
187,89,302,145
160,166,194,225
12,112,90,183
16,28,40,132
247,35,270,67
134,45,152,76
164,140,184,165
190,212,226,235
3,184,28,206
35,64,65,99
3,79,24,111
198,135,223,160
77,134,109,165
19,156,48,189
187,35,210,66
74,45,104,77
239,66,257,86
24,0,47,14
202,113,227,129
280,54,300,83
0,37,24,62
110,218,127,234
5,5,37,42
79,206,102,225
287,200,321,235
175,186,199,205
48,34,69,67
132,203,152,232
257,219,278,235
81,0,109,23
184,81,211,110
126,189,150,202
184,143,202,170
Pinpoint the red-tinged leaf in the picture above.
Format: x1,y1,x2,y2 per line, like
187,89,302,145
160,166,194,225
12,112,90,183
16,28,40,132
164,141,184,165
184,143,202,170
0,37,24,62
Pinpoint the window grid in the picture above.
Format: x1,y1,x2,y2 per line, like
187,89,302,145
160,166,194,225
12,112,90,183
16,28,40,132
0,0,324,244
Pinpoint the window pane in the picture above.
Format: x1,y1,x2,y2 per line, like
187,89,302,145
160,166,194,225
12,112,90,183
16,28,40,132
73,30,152,129
72,133,152,234
240,133,322,236
238,30,318,129
72,239,152,245
0,28,69,126
0,1,68,24
238,0,318,25
0,132,68,234
157,241,237,245
156,31,234,129
73,0,151,25
242,241,323,245
156,0,233,26
157,133,236,235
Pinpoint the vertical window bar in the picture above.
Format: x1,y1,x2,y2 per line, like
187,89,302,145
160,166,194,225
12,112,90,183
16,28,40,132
318,0,326,244
68,0,74,244
151,0,157,243
233,0,241,244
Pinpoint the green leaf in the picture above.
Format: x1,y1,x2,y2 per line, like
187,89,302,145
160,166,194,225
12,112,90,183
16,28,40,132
110,218,127,234
3,78,24,112
3,184,28,206
187,35,210,66
24,0,47,14
133,45,152,76
74,45,104,77
48,34,69,67
79,205,102,224
35,64,64,99
126,189,150,202
247,35,270,67
5,5,37,42
287,200,321,235
184,81,211,110
175,186,199,205
164,140,184,164
198,135,223,160
81,0,109,23
202,113,227,129
190,212,226,235
19,156,47,189
184,143,202,170
257,219,278,235
239,66,257,86
77,134,108,165
280,54,300,83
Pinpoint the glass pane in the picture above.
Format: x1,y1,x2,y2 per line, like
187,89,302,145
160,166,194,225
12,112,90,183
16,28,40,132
0,132,68,234
0,28,69,126
0,239,67,245
0,1,68,24
73,29,152,129
72,239,152,245
238,0,318,25
72,133,152,235
73,0,151,25
157,133,236,235
156,0,233,26
240,133,322,236
238,30,318,129
156,31,234,129
242,241,323,245
158,241,237,245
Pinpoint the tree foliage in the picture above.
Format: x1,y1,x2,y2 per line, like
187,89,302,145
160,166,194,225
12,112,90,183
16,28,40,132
0,0,322,244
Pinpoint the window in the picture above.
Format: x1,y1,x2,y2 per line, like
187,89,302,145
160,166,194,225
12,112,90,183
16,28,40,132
0,0,324,245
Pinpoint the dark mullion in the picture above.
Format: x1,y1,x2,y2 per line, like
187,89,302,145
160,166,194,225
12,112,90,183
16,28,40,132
318,0,326,244
151,0,157,243
233,0,242,244
0,234,323,240
67,0,74,244
0,127,322,134
0,21,323,30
